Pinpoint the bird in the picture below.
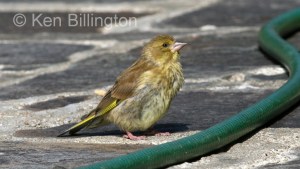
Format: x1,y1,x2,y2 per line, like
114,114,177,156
58,35,187,140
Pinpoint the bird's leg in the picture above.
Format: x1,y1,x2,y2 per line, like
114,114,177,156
123,131,146,140
145,127,171,136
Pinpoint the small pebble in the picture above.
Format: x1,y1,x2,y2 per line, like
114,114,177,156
226,73,246,82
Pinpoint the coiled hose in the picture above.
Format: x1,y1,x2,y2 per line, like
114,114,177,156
78,8,300,169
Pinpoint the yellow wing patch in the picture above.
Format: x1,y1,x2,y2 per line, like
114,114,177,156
97,99,120,117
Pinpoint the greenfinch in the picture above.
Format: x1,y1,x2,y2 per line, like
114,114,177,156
58,35,187,140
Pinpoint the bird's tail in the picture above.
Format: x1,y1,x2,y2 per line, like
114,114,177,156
57,99,120,137
57,110,101,137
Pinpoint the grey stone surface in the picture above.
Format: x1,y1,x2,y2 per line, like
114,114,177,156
260,148,300,169
0,0,299,169
161,0,300,27
0,141,149,169
0,43,92,69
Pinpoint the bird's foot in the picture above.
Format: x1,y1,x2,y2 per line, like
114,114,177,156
123,131,146,140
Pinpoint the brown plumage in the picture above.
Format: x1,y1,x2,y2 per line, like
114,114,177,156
58,35,187,140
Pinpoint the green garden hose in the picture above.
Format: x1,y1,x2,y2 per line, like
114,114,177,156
78,8,300,169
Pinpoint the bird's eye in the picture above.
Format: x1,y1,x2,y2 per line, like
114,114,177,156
162,43,169,48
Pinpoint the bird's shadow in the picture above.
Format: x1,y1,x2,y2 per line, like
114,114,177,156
14,123,190,138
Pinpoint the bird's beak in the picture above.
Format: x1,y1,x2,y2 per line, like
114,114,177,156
171,42,187,52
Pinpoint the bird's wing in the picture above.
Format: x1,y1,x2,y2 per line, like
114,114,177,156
94,58,156,113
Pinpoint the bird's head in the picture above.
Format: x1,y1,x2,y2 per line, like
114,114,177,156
142,35,187,64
